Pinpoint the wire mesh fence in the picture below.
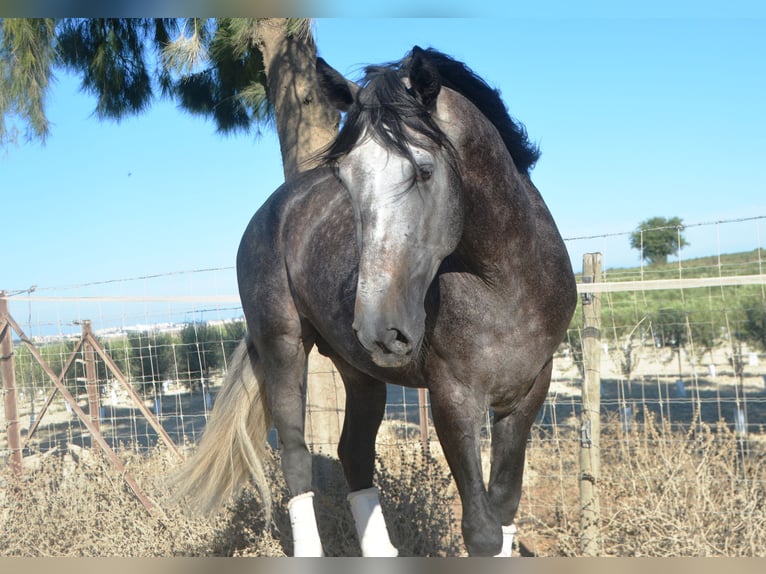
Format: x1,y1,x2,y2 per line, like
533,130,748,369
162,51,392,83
2,215,766,555
2,243,765,454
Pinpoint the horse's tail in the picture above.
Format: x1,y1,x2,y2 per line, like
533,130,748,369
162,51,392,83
170,337,273,520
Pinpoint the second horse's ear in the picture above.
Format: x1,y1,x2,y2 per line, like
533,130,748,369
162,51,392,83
316,57,359,112
408,46,441,110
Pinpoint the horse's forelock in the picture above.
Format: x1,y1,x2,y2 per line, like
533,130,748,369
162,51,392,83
322,48,540,176
321,62,453,171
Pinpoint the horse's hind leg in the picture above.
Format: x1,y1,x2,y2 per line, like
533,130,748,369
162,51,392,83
334,359,398,556
488,359,553,556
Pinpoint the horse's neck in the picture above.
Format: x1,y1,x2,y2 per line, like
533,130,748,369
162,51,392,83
456,157,537,282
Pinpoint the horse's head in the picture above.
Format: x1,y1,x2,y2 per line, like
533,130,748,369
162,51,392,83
318,47,463,368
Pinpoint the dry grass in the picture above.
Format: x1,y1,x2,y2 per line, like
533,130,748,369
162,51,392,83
0,446,223,557
2,416,765,557
520,412,766,557
0,438,458,557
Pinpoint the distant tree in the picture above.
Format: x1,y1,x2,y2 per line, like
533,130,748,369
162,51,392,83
685,307,719,365
652,308,688,350
652,307,689,382
222,320,247,360
743,301,766,350
180,323,224,385
611,317,647,384
12,339,78,394
630,216,689,265
126,330,178,394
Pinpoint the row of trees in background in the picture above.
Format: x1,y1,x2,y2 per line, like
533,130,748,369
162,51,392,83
17,289,763,403
568,277,766,384
12,321,246,398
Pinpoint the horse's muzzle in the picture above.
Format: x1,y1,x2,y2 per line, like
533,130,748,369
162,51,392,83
353,323,419,368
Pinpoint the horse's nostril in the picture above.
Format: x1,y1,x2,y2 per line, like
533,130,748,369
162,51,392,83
355,322,416,360
393,328,410,345
386,328,412,356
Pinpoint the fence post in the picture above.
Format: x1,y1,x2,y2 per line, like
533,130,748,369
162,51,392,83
1,292,23,477
418,388,429,452
579,253,602,556
81,321,101,434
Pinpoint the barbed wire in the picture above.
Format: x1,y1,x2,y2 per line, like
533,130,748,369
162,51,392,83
3,214,764,302
563,214,765,242
24,266,236,293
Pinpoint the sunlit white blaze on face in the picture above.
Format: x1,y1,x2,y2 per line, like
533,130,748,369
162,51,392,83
338,133,462,367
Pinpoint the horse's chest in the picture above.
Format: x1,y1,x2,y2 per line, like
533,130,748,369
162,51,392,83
427,278,549,382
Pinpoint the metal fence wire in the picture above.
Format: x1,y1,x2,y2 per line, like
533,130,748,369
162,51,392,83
2,217,766,554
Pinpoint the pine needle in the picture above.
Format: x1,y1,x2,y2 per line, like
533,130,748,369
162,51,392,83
161,18,209,75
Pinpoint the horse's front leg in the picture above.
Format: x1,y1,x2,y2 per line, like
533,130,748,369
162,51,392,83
488,359,553,556
428,369,501,556
256,333,323,557
335,360,398,556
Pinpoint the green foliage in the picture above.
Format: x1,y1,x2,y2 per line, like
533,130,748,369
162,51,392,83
651,307,687,349
222,319,246,358
565,249,766,370
11,338,79,393
170,18,270,134
12,320,247,397
180,322,224,384
0,17,312,147
57,19,156,120
159,18,209,75
125,330,180,392
629,216,689,265
0,18,57,145
743,300,766,350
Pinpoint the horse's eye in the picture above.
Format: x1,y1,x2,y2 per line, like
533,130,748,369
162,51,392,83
416,166,433,183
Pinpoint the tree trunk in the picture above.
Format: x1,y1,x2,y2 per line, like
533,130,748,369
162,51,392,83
255,19,345,459
254,19,340,180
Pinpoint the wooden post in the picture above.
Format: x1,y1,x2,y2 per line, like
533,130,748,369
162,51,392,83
579,253,602,556
82,321,101,434
305,349,345,458
418,388,429,452
1,293,23,477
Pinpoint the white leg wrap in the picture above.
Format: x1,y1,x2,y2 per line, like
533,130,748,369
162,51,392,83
494,523,517,557
287,492,324,557
347,487,399,557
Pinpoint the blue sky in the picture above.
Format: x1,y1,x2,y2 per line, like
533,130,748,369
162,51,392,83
2,17,765,330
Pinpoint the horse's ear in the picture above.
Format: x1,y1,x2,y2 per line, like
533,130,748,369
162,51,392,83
316,57,358,112
409,46,441,110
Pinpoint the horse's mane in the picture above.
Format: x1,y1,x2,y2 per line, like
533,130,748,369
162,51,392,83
322,47,540,175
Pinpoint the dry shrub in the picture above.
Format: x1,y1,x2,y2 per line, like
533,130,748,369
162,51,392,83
0,446,220,556
0,436,459,557
515,426,581,556
375,442,462,556
522,413,766,556
599,413,766,556
4,416,765,557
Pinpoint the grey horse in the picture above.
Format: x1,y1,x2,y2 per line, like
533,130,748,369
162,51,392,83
173,46,577,557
